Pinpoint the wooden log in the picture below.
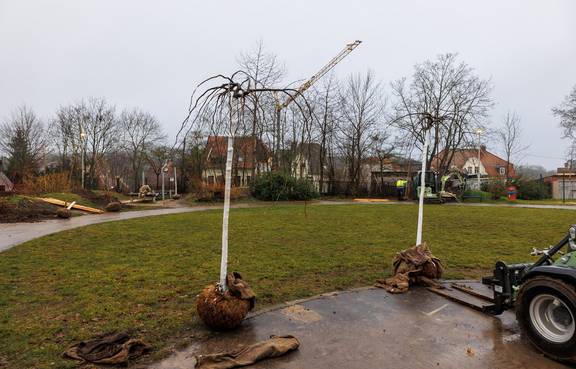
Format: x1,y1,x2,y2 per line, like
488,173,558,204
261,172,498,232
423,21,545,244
39,198,104,214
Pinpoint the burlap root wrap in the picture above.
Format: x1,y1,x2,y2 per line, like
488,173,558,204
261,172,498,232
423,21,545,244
63,331,150,365
197,272,256,330
195,335,299,369
376,242,443,293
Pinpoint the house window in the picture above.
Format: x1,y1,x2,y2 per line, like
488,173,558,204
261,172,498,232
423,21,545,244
246,176,251,184
474,166,479,174
466,167,472,174
208,176,215,184
499,167,506,176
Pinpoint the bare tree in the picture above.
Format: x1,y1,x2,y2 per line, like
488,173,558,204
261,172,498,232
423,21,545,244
0,105,46,183
238,40,284,176
52,97,118,189
145,144,171,191
311,74,340,192
119,108,164,191
391,53,492,173
496,111,528,181
370,131,397,190
553,84,576,139
338,71,385,194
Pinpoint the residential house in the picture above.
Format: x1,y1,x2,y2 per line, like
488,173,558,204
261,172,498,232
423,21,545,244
202,136,272,187
432,146,516,189
544,164,576,200
291,143,328,192
362,156,421,195
0,158,14,193
0,171,14,194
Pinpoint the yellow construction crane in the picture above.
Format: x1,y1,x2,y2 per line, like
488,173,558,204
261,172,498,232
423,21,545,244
276,40,362,111
273,40,362,164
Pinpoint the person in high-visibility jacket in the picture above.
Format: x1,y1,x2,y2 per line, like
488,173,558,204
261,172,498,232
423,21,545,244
396,178,408,201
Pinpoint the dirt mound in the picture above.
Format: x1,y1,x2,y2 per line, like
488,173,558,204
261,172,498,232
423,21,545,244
0,198,59,223
73,189,119,207
105,202,122,212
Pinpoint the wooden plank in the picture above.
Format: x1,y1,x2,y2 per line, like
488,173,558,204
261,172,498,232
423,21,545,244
39,197,104,214
427,287,494,313
451,283,494,303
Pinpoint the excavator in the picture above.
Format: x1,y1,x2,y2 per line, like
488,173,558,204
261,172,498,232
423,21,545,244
412,169,466,203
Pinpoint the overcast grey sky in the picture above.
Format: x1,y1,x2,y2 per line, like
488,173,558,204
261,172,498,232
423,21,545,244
1,0,575,169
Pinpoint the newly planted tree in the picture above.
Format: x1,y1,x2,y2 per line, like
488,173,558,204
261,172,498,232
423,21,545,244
179,71,311,329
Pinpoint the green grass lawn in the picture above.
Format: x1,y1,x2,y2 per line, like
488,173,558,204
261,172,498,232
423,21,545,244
1,203,575,368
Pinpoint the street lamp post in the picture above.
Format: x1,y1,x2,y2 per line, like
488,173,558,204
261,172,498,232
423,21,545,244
476,129,484,191
161,161,168,201
80,129,86,189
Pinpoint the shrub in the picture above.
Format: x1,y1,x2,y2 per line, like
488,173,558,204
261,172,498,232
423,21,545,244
19,172,71,194
517,178,551,200
481,180,507,200
251,172,319,201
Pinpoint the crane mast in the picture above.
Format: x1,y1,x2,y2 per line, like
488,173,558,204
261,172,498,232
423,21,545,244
277,40,362,111
273,40,362,168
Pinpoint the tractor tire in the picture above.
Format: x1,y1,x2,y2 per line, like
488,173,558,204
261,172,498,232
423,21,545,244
516,275,576,364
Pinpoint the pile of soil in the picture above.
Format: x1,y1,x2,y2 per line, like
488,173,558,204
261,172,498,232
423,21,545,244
73,189,119,207
0,198,59,223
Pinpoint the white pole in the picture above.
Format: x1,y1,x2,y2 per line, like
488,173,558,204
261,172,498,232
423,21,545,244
477,132,482,191
219,97,238,292
161,166,165,201
81,137,85,189
416,129,430,245
174,166,178,196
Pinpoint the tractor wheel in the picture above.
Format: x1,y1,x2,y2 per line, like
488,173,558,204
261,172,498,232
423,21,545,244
516,275,576,363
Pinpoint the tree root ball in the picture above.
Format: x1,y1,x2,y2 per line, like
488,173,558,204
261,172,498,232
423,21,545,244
196,284,251,330
56,208,72,219
105,202,122,212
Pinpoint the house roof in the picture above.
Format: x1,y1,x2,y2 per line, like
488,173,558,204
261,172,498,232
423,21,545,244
363,155,421,172
0,171,14,192
433,147,516,177
205,136,271,169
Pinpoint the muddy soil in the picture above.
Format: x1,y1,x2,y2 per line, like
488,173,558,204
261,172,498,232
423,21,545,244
0,198,59,223
73,189,119,207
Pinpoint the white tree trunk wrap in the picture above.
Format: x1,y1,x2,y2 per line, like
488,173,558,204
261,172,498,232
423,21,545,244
416,129,429,245
219,98,238,292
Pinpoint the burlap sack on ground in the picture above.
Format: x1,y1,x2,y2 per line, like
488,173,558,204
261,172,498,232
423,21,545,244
63,331,150,365
195,335,300,369
376,242,443,293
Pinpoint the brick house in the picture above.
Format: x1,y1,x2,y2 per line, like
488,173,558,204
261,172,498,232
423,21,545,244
544,165,576,200
433,146,516,189
202,136,272,187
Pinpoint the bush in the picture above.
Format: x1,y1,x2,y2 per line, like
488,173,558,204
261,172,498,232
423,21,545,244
463,190,492,202
251,172,319,201
19,172,71,194
517,179,551,200
481,180,507,200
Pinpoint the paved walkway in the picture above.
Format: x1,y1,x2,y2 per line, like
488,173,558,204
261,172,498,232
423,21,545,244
149,286,568,369
0,205,223,252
